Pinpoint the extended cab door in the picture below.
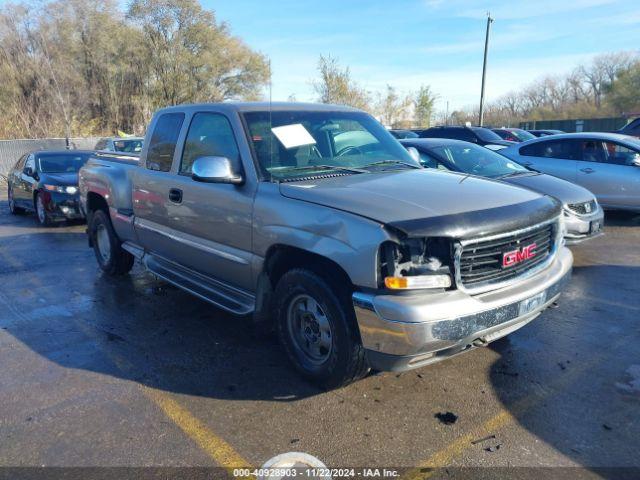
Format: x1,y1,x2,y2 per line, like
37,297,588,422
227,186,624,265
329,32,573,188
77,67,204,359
132,110,255,291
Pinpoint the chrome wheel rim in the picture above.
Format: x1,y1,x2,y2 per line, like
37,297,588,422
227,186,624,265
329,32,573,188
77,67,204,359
286,294,332,365
36,195,46,223
95,224,111,264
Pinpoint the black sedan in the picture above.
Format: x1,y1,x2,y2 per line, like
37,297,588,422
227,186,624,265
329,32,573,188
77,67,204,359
7,150,93,226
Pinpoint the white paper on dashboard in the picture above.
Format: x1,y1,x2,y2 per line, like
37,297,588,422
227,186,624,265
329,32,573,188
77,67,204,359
271,123,316,149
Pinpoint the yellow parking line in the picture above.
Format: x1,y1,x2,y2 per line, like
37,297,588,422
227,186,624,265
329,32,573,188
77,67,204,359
0,247,251,471
143,388,251,470
402,337,631,479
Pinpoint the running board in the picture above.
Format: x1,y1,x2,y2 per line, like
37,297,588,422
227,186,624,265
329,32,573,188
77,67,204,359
144,254,255,315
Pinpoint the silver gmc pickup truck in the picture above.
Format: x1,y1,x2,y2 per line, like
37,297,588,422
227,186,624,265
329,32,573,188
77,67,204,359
79,102,573,389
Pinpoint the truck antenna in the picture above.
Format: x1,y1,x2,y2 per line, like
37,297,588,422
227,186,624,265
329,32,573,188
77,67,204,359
269,59,273,171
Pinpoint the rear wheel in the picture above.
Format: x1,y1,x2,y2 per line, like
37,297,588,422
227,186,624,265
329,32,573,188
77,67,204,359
8,187,24,215
275,268,369,389
89,209,134,275
35,192,52,226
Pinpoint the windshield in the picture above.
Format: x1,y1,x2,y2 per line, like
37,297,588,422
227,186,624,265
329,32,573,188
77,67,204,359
37,153,91,173
511,129,536,141
472,127,505,143
242,110,419,180
113,139,143,153
430,143,529,178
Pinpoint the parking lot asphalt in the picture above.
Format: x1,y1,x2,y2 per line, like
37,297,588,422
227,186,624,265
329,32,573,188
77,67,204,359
0,183,639,477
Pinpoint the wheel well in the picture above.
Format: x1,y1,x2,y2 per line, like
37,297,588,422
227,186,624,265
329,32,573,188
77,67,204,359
264,245,354,292
86,192,109,214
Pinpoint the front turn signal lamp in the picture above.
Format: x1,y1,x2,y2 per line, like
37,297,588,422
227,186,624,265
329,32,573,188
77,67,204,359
385,274,451,290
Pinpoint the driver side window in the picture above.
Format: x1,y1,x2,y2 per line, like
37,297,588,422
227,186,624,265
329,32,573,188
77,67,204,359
180,113,240,175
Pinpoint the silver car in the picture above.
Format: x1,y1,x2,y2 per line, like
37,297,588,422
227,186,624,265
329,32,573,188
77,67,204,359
500,133,640,212
401,138,604,244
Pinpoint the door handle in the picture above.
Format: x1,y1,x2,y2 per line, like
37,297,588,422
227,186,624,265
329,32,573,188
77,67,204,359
580,167,595,174
523,162,533,167
168,188,183,203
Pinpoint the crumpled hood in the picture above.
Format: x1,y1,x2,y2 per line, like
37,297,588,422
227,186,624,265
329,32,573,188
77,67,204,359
280,169,561,238
40,172,79,186
502,172,594,205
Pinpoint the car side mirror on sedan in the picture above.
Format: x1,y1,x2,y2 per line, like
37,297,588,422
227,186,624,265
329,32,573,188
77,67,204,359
631,155,640,167
191,156,244,185
23,167,34,177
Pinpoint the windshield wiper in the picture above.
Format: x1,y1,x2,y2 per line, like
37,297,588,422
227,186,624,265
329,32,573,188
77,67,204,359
313,164,368,173
277,164,368,176
497,171,531,179
361,160,421,170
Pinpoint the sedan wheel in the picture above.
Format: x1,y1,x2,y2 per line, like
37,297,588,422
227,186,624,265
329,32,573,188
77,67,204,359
8,188,20,215
35,193,51,226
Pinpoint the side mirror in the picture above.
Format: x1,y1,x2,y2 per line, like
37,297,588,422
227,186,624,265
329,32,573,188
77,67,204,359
406,146,421,163
23,167,34,177
631,155,640,167
191,156,243,185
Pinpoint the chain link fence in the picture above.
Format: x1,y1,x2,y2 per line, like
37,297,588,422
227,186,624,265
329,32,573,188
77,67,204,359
0,137,101,177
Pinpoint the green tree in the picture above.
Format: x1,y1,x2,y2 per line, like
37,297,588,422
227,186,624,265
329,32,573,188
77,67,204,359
312,54,371,111
127,0,269,109
413,85,437,128
607,61,640,114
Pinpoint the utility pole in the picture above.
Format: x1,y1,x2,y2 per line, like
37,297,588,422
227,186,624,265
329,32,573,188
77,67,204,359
479,12,493,126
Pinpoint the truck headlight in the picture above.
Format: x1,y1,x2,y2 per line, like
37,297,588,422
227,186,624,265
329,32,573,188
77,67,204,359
380,238,453,291
44,185,77,194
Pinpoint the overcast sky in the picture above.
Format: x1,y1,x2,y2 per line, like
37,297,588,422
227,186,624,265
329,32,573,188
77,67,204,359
209,0,639,111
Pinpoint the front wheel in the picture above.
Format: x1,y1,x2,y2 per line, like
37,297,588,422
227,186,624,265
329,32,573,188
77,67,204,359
89,209,134,275
275,269,369,389
35,192,52,226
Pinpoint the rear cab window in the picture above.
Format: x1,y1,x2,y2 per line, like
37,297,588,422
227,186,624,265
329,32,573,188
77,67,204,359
146,113,185,172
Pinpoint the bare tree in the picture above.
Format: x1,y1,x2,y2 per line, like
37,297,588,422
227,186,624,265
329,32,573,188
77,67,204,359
312,54,371,111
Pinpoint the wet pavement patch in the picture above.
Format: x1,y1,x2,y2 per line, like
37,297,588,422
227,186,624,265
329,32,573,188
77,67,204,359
434,412,458,425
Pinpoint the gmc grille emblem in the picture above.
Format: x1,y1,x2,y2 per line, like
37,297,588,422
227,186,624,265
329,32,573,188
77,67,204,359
503,242,537,268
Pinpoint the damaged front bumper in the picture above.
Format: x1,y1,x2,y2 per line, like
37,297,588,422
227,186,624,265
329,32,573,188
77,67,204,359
353,247,573,372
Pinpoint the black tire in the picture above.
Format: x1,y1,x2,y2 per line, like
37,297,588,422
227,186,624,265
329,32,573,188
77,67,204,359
35,191,53,226
275,268,369,389
89,209,134,275
8,187,25,215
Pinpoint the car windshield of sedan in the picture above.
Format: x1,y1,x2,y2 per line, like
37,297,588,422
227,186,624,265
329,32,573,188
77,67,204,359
510,129,536,141
472,127,505,143
242,110,419,180
430,143,529,178
37,154,91,173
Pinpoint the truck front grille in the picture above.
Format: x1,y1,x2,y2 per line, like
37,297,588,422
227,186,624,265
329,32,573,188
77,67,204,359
566,200,597,216
456,220,557,291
